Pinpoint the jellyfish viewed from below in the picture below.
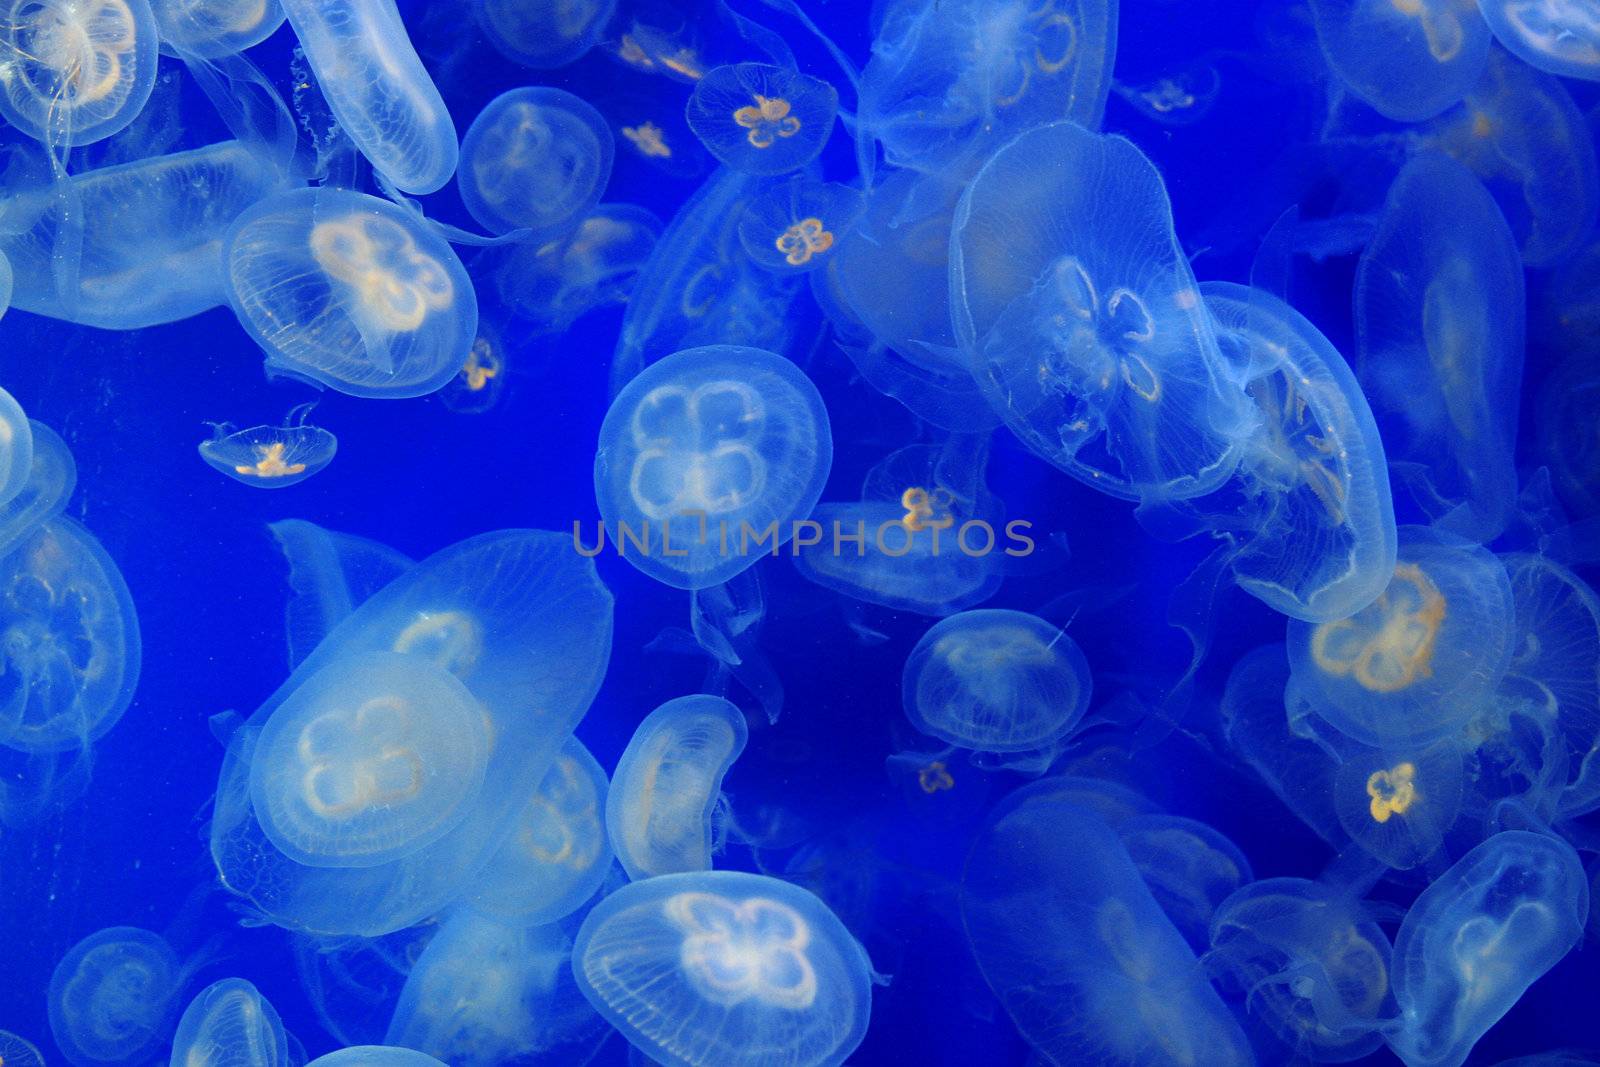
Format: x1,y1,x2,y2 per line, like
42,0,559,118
1333,738,1464,869
457,87,614,239
1308,0,1489,121
686,63,837,176
606,693,748,880
572,870,873,1067
154,0,287,59
224,187,478,399
199,408,337,489
593,344,833,590
1479,1,1600,83
737,178,864,275
169,977,293,1067
0,387,33,510
474,0,617,68
48,927,183,1067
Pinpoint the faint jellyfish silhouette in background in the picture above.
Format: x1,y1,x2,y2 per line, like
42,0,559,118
491,204,662,334
1309,0,1489,121
437,327,509,415
169,977,294,1067
154,0,288,59
1111,59,1223,125
1478,0,1600,80
1117,813,1252,950
1538,353,1600,518
572,870,874,1067
48,927,184,1067
475,0,617,68
199,405,338,488
686,63,837,176
598,87,711,179
737,178,864,275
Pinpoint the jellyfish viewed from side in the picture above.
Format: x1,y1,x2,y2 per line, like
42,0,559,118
199,407,338,488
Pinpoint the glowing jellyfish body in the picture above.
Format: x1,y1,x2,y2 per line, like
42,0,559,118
0,141,291,330
0,1031,45,1067
606,694,748,880
572,870,873,1067
458,87,614,239
737,178,863,275
1288,527,1514,748
277,0,457,193
169,977,292,1067
1203,282,1397,622
468,735,612,925
200,417,337,489
155,0,287,58
48,927,182,1067
1118,814,1253,951
0,0,159,148
305,1049,447,1067
1208,878,1395,1062
962,785,1255,1066
902,610,1091,753
494,204,662,334
594,345,833,590
474,0,616,68
269,519,413,671
951,121,1249,502
1479,0,1600,80
1333,738,1464,868
1309,0,1488,121
210,530,614,936
685,64,837,176
0,387,34,509
1356,153,1523,542
859,0,1117,173
224,187,477,399
1390,831,1588,1067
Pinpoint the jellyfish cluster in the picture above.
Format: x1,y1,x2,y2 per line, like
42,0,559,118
2,0,1600,1064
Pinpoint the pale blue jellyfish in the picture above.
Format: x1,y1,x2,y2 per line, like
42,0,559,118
962,783,1255,1065
902,609,1091,754
1332,738,1464,869
0,250,13,320
457,87,614,239
1538,353,1600,518
467,735,613,925
0,387,33,509
1118,814,1252,951
305,1049,447,1067
169,977,293,1067
154,0,287,59
737,178,863,275
593,345,833,590
224,187,478,399
199,409,337,489
951,121,1251,503
1390,831,1588,1067
1355,152,1524,542
48,927,182,1067
686,64,837,176
475,0,616,68
572,870,873,1067
269,520,413,671
0,421,75,560
1479,0,1600,80
0,1032,44,1067
493,204,661,334
277,0,457,193
602,87,711,180
1309,0,1489,121
606,693,748,880
1203,282,1397,622
1111,60,1223,126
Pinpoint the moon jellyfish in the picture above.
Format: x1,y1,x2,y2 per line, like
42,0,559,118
859,0,1117,173
385,909,611,1067
685,63,836,176
600,87,710,180
1208,878,1395,1062
269,519,413,671
48,927,182,1067
154,0,287,59
474,0,616,68
0,0,159,150
1390,831,1588,1067
1310,0,1488,121
952,121,1249,503
1538,354,1600,519
902,610,1091,754
306,1049,447,1067
1111,61,1223,126
169,977,292,1067
1288,527,1514,748
1355,153,1523,542
0,1032,44,1067
1117,814,1252,951
199,409,337,489
1333,739,1464,868
737,178,863,275
492,204,661,335
1203,282,1397,622
593,344,833,590
963,784,1255,1066
0,387,32,509
1479,1,1600,83
573,870,873,1067
606,693,748,880
277,0,457,193
224,187,477,399
457,87,614,239
467,736,612,925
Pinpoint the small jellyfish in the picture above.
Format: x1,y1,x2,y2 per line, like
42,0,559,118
606,2,711,83
1118,813,1253,951
0,386,34,509
305,1049,447,1067
467,735,613,925
572,870,873,1067
606,694,748,881
0,1031,45,1067
474,0,616,68
737,177,864,275
686,63,837,176
277,0,457,193
1391,831,1589,1067
599,87,711,180
154,0,288,59
437,329,508,415
1333,739,1465,868
1478,0,1600,82
1111,61,1223,126
492,204,662,334
902,609,1092,754
199,408,338,489
48,927,182,1067
457,87,614,239
224,187,478,399
169,977,292,1067
592,344,833,590
1309,0,1489,121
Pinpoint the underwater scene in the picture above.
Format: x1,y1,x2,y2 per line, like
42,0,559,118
1,0,1600,1064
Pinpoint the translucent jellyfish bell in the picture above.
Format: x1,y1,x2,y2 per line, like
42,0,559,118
475,0,616,68
951,121,1250,503
1117,813,1253,950
154,0,288,59
48,927,182,1067
224,187,478,399
0,386,33,509
572,870,873,1067
169,977,292,1067
0,0,160,149
457,87,614,239
492,204,662,334
199,409,338,489
606,693,748,880
686,63,837,176
0,1031,44,1067
1333,739,1465,869
1308,0,1489,121
0,421,75,560
1479,1,1600,83
248,651,490,869
305,1049,447,1067
902,609,1092,754
737,178,864,275
593,345,833,590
